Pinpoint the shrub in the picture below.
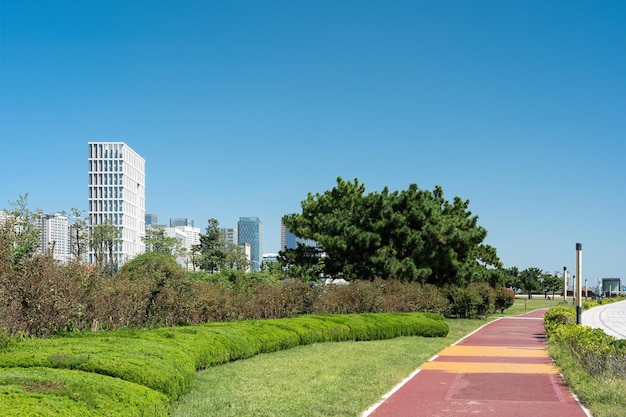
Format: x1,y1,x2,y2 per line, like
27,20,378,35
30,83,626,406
442,284,494,318
0,367,169,417
544,305,576,335
494,287,515,313
549,323,626,378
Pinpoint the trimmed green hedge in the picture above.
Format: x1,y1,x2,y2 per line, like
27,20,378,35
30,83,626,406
0,367,169,417
0,312,447,416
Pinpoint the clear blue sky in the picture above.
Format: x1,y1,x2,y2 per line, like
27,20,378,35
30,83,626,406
1,0,624,283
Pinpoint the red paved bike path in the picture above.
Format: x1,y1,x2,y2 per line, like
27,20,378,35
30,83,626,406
363,309,591,417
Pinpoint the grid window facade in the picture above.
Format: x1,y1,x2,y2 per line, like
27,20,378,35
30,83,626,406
88,142,145,266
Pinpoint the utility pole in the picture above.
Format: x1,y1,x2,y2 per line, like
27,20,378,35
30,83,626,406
576,243,582,325
563,266,567,303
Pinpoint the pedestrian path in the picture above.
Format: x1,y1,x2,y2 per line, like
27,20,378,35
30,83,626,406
582,300,626,339
362,309,591,417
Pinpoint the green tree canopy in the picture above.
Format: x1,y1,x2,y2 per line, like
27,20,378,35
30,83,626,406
0,194,41,269
143,226,185,257
282,177,501,285
194,219,225,273
516,267,543,299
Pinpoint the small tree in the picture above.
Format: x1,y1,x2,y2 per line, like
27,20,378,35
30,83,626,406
143,226,184,257
0,194,41,269
517,267,543,299
494,287,515,313
90,221,121,274
194,218,225,273
222,240,250,271
67,208,89,263
541,273,563,299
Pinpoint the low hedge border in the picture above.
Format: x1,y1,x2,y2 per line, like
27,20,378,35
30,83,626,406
0,312,448,416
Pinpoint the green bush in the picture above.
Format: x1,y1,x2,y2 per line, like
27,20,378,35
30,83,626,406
544,305,576,335
494,287,515,313
0,312,448,411
442,285,494,318
0,367,169,417
549,323,626,378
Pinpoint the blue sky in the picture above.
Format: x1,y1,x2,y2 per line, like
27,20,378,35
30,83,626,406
1,0,624,283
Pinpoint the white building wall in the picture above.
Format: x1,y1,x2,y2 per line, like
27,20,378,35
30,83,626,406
88,142,145,266
165,225,200,270
37,213,71,262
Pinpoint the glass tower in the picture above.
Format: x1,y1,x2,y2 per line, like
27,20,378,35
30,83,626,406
237,217,263,271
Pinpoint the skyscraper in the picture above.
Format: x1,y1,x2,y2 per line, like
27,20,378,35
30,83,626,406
88,142,145,266
237,217,263,271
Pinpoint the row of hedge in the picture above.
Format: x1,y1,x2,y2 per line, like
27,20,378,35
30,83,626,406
544,305,626,378
0,312,448,416
1,253,514,337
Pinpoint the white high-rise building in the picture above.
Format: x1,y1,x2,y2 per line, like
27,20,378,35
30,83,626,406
88,142,145,267
165,225,200,270
36,212,71,262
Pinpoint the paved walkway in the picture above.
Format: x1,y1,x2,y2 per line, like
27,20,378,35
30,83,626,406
582,300,626,339
362,309,591,417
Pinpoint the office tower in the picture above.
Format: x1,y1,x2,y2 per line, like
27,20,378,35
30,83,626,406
237,217,263,271
145,214,158,226
88,142,145,267
170,218,194,227
36,212,71,263
219,228,238,245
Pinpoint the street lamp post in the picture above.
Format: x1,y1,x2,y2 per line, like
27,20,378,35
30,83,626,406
576,243,583,325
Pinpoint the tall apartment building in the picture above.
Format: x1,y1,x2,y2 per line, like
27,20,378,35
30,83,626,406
88,142,146,266
237,217,263,271
36,212,71,262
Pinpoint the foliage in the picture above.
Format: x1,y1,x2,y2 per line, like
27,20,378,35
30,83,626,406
0,367,169,417
89,221,121,274
282,177,500,285
545,306,626,380
143,225,185,257
494,287,515,313
515,267,543,298
541,272,563,298
278,242,325,281
115,252,194,326
194,218,225,273
194,219,249,272
0,313,448,415
442,283,496,318
66,207,89,262
0,194,41,269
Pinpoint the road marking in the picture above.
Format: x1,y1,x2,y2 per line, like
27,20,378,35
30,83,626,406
421,361,559,374
438,345,550,358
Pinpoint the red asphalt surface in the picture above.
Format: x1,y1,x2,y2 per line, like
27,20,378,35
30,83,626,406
363,309,591,417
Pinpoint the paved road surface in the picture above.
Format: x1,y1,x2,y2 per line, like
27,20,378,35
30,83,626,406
362,309,591,417
582,299,626,339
